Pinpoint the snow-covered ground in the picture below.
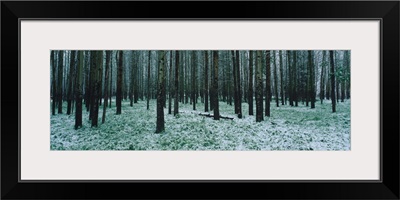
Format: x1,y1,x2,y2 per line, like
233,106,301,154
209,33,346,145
51,98,350,151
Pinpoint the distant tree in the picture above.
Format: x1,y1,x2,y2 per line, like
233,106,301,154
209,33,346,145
329,50,336,113
213,51,220,120
256,50,264,122
265,50,271,117
74,51,84,129
174,50,180,116
116,51,123,115
102,51,111,124
248,50,254,115
156,51,166,133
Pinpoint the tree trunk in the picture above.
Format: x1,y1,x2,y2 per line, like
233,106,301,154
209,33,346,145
57,51,64,114
168,51,173,114
308,50,315,108
192,51,196,110
109,51,113,108
265,50,271,117
273,51,279,107
235,50,242,118
248,50,254,115
256,51,264,122
174,51,180,116
67,51,76,115
102,51,111,124
320,51,326,104
329,50,336,112
204,51,209,112
116,51,123,115
293,51,298,107
279,50,284,105
231,51,238,114
287,51,293,106
213,51,220,120
74,51,84,129
156,51,166,133
90,51,101,127
130,52,134,107
51,51,57,115
134,52,139,104
147,51,151,110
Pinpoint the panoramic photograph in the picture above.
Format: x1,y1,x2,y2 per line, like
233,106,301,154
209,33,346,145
50,50,350,151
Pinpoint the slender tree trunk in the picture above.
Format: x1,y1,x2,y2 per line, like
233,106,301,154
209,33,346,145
212,51,220,120
308,51,315,108
90,51,101,127
293,51,298,107
273,51,279,107
74,51,84,129
235,50,242,118
130,52,134,107
256,51,264,122
265,51,271,117
116,51,123,115
156,51,166,133
346,51,351,99
174,51,179,116
51,51,57,115
57,51,64,114
204,51,209,112
279,50,284,105
329,50,336,112
109,51,113,108
320,51,326,104
67,51,76,115
168,51,173,114
192,51,196,110
147,51,151,110
287,51,293,106
134,52,139,104
248,50,254,115
231,51,238,114
102,51,111,124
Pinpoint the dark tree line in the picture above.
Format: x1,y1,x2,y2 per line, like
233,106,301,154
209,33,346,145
51,50,350,132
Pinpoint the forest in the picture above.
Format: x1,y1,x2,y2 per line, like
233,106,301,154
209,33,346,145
50,50,351,150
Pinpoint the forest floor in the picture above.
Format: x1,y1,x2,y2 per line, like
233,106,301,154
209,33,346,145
50,98,350,151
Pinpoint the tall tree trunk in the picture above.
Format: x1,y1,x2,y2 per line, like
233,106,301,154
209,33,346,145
256,51,264,122
67,51,76,115
320,51,326,104
174,51,180,116
116,51,123,115
102,51,111,124
288,51,293,106
51,51,57,115
265,50,271,117
210,52,214,111
231,51,238,114
168,51,173,114
130,52,134,107
279,50,284,105
204,51,209,112
293,51,298,107
273,51,279,107
212,51,220,120
75,51,84,129
134,52,139,104
346,51,351,99
156,51,166,133
235,50,242,118
308,51,316,108
109,51,113,108
90,51,101,127
192,51,196,110
248,50,254,115
147,51,151,110
57,51,64,114
329,50,336,113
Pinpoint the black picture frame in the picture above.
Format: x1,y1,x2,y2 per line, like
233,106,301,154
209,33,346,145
2,1,399,199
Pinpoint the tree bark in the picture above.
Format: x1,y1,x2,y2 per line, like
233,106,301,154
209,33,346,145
248,50,254,115
74,51,84,129
320,51,326,104
168,51,173,114
235,50,242,118
174,51,179,116
329,50,336,112
265,50,271,117
51,51,57,115
67,51,76,115
308,50,316,108
156,51,166,133
279,50,284,105
57,51,64,114
273,51,279,107
147,51,151,110
102,51,111,124
204,51,209,112
116,51,123,115
192,51,196,110
256,51,264,122
231,51,238,114
213,51,220,120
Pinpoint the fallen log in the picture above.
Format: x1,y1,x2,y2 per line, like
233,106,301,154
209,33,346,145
179,111,234,120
